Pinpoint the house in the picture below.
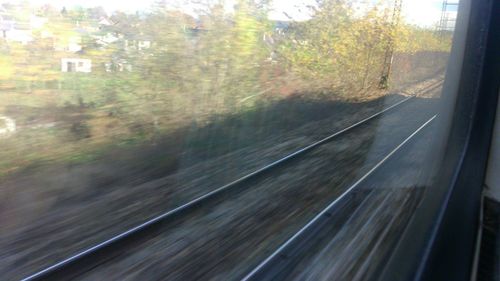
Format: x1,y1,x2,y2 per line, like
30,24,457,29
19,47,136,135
61,58,92,73
105,59,132,72
94,32,120,47
0,4,42,44
52,35,83,52
67,36,83,52
137,40,151,50
0,115,16,136
30,15,47,29
98,17,114,27
0,16,33,44
273,21,291,35
0,15,14,38
124,37,152,51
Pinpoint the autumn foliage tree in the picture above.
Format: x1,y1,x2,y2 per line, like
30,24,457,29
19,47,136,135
273,0,450,95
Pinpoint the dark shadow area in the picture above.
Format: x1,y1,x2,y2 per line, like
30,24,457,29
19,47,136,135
0,92,407,280
2,93,401,189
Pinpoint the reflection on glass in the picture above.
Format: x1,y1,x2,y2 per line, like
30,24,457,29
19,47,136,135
0,0,456,280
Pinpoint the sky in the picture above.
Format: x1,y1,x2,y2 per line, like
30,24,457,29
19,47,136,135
22,0,457,27
403,0,457,27
267,0,457,26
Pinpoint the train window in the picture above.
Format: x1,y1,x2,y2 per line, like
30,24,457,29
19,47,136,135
0,0,496,280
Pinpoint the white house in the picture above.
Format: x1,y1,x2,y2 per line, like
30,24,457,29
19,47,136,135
137,40,151,50
61,58,92,73
94,33,119,46
67,36,83,53
0,17,33,44
52,35,83,52
104,59,132,72
124,39,152,51
0,115,16,137
98,17,114,27
3,27,32,44
30,15,47,29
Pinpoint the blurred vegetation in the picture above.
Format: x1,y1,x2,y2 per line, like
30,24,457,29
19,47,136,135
0,0,452,176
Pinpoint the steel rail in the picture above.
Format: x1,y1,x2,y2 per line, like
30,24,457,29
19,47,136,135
22,95,417,281
412,80,445,96
241,114,437,281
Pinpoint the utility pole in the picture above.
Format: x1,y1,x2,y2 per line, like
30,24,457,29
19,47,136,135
379,0,402,89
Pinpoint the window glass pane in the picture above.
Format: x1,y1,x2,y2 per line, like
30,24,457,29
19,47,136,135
0,0,459,279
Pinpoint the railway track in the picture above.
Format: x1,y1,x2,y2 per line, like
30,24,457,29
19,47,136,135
21,81,442,281
242,115,437,281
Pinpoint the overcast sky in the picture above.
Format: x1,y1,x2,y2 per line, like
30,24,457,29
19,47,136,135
23,0,457,27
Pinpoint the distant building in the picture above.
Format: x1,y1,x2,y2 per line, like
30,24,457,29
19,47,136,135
51,34,84,52
274,21,291,35
137,40,151,50
94,33,120,46
124,38,152,51
0,16,33,44
0,115,16,137
0,5,46,44
61,58,92,73
105,59,132,72
67,36,83,52
29,15,47,29
98,17,114,28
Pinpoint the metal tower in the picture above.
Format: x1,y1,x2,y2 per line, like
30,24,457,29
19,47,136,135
379,0,403,89
437,1,459,36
